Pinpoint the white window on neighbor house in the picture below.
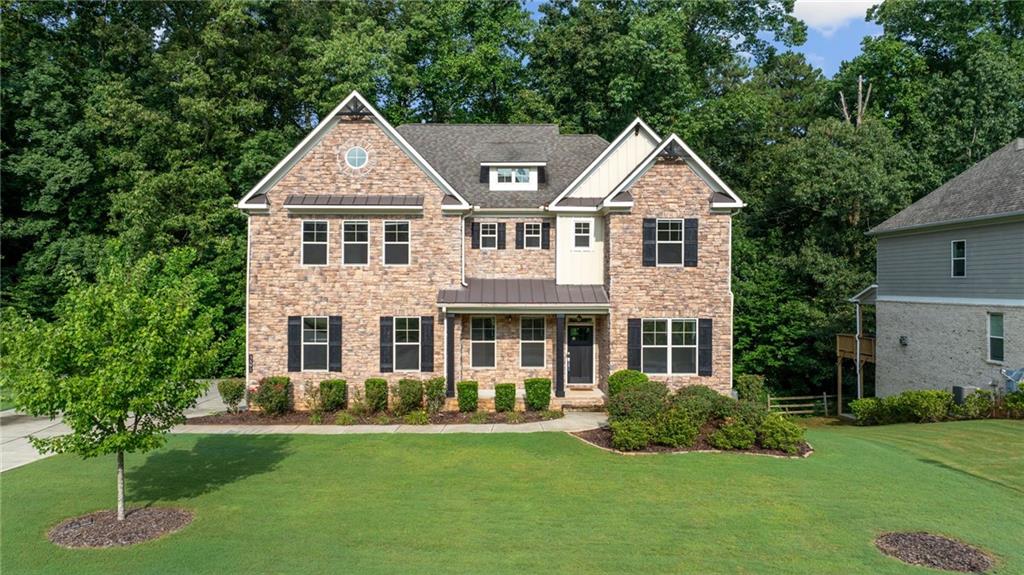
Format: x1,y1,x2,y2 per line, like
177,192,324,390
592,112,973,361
471,316,496,368
524,222,542,249
573,220,591,250
383,221,410,265
951,240,966,277
301,221,328,266
642,318,697,375
657,219,684,265
342,221,369,265
394,317,421,371
480,222,498,250
520,317,545,368
988,313,1004,363
302,316,328,371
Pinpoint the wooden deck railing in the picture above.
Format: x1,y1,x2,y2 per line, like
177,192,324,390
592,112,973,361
836,334,875,362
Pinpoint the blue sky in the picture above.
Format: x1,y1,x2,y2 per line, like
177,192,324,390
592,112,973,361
784,0,882,76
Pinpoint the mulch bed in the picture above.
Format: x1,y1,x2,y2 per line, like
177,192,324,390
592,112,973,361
571,425,812,458
187,410,560,426
48,508,193,548
875,532,994,573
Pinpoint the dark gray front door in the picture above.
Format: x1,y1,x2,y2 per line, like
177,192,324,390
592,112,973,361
567,325,594,384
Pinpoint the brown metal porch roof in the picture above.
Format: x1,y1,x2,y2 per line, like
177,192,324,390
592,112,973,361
438,278,608,306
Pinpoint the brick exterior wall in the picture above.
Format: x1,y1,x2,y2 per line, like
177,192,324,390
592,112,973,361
464,217,556,279
455,314,559,388
606,158,734,393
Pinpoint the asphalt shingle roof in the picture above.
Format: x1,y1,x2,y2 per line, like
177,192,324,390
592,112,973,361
396,124,608,208
870,138,1024,235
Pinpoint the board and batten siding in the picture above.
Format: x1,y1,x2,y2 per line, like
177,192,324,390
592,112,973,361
556,215,604,285
567,130,659,198
876,220,1024,300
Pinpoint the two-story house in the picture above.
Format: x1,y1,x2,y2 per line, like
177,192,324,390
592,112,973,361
237,91,744,407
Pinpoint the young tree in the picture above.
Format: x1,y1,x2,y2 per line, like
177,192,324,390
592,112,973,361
0,247,217,521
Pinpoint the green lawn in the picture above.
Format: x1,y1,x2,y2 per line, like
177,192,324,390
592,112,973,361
2,421,1021,574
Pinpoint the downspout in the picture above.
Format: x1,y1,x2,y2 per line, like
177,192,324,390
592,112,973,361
244,214,252,406
854,301,862,400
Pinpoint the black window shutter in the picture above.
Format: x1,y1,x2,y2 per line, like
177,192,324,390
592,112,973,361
497,223,507,249
515,222,524,249
684,218,699,267
538,166,547,184
328,316,342,372
471,222,480,249
380,316,394,373
287,316,302,372
627,319,642,371
642,219,657,266
479,166,488,183
541,221,551,249
420,316,434,372
698,318,713,376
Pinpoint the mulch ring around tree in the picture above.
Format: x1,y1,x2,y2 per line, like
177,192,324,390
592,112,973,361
48,508,193,548
570,426,813,458
187,410,561,426
875,532,994,573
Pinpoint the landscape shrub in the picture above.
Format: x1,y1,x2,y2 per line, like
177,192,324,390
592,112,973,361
730,400,770,428
850,397,887,425
393,378,424,416
956,390,993,420
1005,390,1024,418
424,377,447,414
524,378,552,411
252,376,291,416
608,369,649,397
217,378,245,413
710,417,756,450
494,383,516,412
506,411,524,424
758,413,804,454
334,411,356,426
734,373,768,404
319,379,348,412
468,412,489,424
888,390,954,423
540,409,563,420
671,385,735,423
364,379,389,414
457,381,479,412
374,414,392,425
302,382,324,423
652,407,700,448
610,419,654,451
403,410,429,425
607,380,669,421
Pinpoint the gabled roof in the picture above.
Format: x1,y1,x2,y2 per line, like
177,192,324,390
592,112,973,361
396,124,607,208
237,91,470,210
869,138,1024,235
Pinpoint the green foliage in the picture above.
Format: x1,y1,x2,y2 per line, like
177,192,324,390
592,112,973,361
671,386,736,423
457,381,478,413
523,378,551,411
734,374,768,404
217,378,245,414
758,413,805,454
374,414,392,425
468,412,488,424
393,379,423,416
302,382,323,423
608,370,649,397
364,379,388,414
494,383,516,413
334,411,356,426
608,381,669,421
540,409,564,421
888,390,954,423
403,411,429,425
1005,390,1024,418
424,377,447,415
506,411,525,424
610,419,654,451
730,400,771,429
710,418,757,450
652,408,700,448
850,398,886,425
955,391,993,420
254,377,292,416
319,380,348,412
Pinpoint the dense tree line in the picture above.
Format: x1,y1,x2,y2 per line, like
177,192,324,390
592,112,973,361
3,0,1022,392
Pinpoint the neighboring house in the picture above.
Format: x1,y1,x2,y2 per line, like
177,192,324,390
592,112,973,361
854,137,1024,397
237,91,744,407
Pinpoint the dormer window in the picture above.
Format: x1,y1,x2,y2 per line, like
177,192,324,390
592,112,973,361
482,162,545,192
497,168,529,184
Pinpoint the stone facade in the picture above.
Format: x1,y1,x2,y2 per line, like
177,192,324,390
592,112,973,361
464,216,556,279
454,314,559,388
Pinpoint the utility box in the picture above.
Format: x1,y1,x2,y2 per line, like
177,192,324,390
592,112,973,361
952,385,979,404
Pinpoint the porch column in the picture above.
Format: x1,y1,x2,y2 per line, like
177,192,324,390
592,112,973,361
555,314,565,398
445,313,456,398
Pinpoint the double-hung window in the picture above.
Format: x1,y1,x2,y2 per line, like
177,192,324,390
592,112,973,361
480,223,498,249
574,220,591,249
520,317,545,368
383,221,410,265
642,318,697,374
496,167,529,184
497,168,514,184
524,223,542,249
471,317,496,368
302,316,328,371
301,221,328,265
342,221,369,265
394,317,420,371
988,313,1004,362
951,240,966,277
657,219,684,265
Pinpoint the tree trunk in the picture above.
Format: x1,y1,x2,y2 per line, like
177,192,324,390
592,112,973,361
116,450,125,521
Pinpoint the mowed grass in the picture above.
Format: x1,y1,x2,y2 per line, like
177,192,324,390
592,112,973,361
2,421,1021,574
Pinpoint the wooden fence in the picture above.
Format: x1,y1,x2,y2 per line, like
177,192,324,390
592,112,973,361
766,393,836,416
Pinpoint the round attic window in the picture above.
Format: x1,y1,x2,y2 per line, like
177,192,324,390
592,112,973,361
345,146,368,169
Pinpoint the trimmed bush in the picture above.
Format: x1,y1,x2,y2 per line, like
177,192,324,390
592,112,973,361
364,378,388,414
671,385,735,423
457,381,479,412
608,380,669,421
734,373,768,403
252,377,291,416
730,400,770,428
758,413,804,454
889,390,953,423
850,397,886,425
1005,390,1024,418
494,383,516,412
217,378,245,413
403,410,429,425
956,390,993,420
319,379,347,412
424,377,447,414
652,407,700,448
610,419,654,451
393,378,424,416
334,411,356,426
302,382,323,423
710,417,756,450
524,378,552,411
608,369,649,397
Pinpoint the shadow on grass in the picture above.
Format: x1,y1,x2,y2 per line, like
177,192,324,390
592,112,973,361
918,458,1022,495
129,435,293,505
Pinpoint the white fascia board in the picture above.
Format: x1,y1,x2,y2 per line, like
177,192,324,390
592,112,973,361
549,117,660,208
848,284,878,303
480,161,547,167
236,91,470,210
239,202,269,211
281,204,424,214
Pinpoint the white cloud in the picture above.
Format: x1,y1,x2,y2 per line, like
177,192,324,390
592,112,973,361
792,0,876,37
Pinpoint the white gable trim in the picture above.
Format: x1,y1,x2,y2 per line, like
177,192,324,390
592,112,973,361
601,133,745,209
237,91,470,210
549,117,660,208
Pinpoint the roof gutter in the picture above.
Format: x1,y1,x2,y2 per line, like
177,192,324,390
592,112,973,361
867,210,1024,237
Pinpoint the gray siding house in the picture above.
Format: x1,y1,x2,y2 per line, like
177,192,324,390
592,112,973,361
859,138,1023,397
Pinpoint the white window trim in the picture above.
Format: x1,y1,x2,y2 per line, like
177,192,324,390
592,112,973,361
301,220,329,267
382,220,411,267
640,318,698,375
345,146,368,169
489,167,538,191
301,315,329,372
341,220,369,266
393,316,421,372
656,218,685,267
480,222,498,250
951,239,966,278
470,316,497,369
571,218,593,252
523,223,542,250
987,312,1004,364
519,316,546,369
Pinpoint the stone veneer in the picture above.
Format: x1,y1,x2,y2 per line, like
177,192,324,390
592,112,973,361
464,217,556,279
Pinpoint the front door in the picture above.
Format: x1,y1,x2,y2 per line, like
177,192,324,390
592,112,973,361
567,325,594,384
